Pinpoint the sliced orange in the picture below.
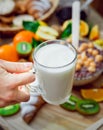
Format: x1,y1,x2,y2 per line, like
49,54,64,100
81,89,103,102
80,20,89,37
89,25,100,40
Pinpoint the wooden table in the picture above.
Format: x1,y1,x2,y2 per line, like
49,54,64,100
0,1,103,130
0,74,103,130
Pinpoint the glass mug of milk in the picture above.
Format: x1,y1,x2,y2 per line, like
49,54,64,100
28,40,77,105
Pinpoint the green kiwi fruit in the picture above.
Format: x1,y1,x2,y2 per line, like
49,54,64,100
76,99,100,115
0,104,20,116
16,42,32,57
60,95,80,111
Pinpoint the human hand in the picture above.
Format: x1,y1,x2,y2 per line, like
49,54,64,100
0,60,35,107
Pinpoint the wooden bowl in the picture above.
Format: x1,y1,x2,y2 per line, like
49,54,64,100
0,26,23,38
38,0,59,21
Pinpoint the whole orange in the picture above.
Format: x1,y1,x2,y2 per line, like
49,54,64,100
13,30,39,47
0,44,19,62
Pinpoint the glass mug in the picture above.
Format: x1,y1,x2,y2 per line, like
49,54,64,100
27,40,77,105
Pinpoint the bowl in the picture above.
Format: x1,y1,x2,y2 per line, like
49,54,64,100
38,0,59,21
74,69,103,86
73,41,103,86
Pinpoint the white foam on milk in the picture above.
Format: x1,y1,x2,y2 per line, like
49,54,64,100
35,44,75,68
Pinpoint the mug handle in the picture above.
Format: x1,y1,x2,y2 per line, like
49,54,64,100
25,68,41,94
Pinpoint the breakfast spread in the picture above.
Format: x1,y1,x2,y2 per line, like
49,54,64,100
0,0,103,126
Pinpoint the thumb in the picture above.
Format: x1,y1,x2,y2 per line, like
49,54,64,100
0,60,33,73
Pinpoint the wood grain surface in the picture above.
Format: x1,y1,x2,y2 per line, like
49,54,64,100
0,74,103,130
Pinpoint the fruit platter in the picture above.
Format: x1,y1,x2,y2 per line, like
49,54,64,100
0,0,103,130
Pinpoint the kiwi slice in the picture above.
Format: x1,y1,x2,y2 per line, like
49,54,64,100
76,99,100,115
16,42,32,57
60,95,80,111
0,104,20,116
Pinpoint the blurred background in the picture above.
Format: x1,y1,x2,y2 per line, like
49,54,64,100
91,0,103,17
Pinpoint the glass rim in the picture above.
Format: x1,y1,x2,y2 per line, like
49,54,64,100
33,39,77,69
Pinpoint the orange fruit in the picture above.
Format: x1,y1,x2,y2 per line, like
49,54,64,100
80,20,89,37
81,89,103,102
0,44,19,62
13,30,39,47
89,25,99,40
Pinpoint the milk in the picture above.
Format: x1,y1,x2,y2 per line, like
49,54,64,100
34,43,76,105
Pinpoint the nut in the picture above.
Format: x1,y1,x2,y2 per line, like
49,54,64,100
92,50,99,56
88,66,96,72
84,60,90,67
90,62,96,67
87,48,93,54
78,44,87,52
77,54,81,59
95,55,103,62
88,58,94,63
88,42,94,48
81,52,87,60
76,64,81,71
77,59,83,65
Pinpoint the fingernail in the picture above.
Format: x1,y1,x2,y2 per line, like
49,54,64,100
24,62,32,68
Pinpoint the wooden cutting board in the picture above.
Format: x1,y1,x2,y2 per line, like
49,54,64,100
0,74,103,130
0,99,103,130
